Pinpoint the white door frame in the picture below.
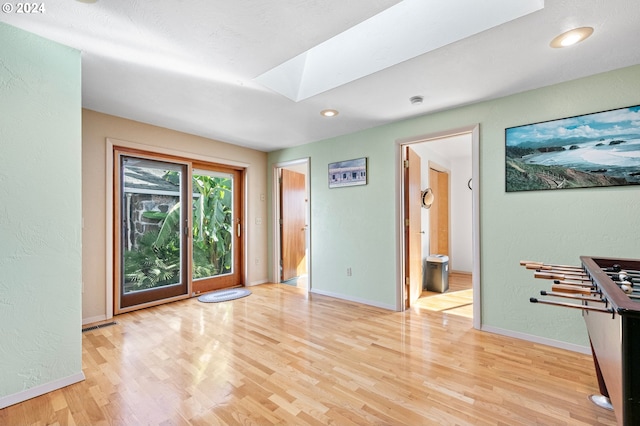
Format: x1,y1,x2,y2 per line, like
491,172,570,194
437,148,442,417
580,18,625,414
271,158,311,290
396,124,481,329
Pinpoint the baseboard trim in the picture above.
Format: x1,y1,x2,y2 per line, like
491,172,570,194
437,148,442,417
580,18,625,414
481,325,590,355
0,372,85,409
247,279,268,286
310,289,396,311
82,314,108,325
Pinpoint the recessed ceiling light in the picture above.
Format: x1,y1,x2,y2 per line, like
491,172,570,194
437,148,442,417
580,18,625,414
320,109,339,117
410,96,424,105
550,27,594,48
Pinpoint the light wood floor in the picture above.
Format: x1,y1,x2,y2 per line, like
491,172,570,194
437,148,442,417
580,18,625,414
421,271,473,294
1,284,616,425
418,272,474,318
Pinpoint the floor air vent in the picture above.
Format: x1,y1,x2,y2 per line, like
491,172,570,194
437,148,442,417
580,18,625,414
82,321,117,332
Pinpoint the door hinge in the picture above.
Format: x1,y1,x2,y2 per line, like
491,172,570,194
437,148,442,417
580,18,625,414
405,218,410,227
404,160,409,168
405,277,410,286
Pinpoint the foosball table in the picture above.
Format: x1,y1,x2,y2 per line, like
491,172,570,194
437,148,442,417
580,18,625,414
523,256,640,426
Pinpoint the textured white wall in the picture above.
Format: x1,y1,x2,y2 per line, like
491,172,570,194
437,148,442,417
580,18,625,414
0,23,83,406
450,156,473,272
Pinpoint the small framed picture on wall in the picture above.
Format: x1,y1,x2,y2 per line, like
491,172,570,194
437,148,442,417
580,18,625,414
328,157,367,188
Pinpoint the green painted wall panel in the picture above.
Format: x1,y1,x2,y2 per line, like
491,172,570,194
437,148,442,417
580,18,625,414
270,126,400,308
0,23,82,401
268,64,640,346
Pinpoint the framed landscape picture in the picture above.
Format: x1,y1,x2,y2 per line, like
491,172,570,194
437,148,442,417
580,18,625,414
505,104,640,192
328,157,367,188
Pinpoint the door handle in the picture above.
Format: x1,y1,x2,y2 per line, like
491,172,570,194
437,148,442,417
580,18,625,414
237,223,241,237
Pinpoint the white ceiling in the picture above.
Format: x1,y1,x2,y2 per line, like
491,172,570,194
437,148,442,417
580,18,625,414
2,0,640,153
255,0,544,102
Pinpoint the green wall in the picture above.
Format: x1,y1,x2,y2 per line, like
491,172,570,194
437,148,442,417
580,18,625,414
268,64,640,348
0,23,83,406
271,129,400,308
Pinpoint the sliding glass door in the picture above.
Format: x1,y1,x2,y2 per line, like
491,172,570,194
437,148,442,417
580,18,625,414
114,150,244,312
117,155,189,308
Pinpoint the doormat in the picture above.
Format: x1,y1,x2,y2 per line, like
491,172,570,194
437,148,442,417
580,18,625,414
197,288,251,303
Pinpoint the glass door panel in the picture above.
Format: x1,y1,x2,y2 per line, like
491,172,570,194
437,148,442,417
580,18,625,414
192,166,243,294
119,155,189,308
192,170,234,280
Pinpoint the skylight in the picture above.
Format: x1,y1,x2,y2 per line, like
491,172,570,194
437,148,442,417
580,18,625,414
255,0,544,101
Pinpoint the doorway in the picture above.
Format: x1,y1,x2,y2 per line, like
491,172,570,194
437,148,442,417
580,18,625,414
399,125,480,329
113,147,245,314
272,159,310,290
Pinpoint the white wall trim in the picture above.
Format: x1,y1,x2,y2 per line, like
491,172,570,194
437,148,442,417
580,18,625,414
481,325,590,355
395,125,477,145
271,158,311,290
470,124,481,330
247,279,269,286
394,144,404,311
271,164,280,284
105,140,114,320
0,372,85,409
310,289,396,311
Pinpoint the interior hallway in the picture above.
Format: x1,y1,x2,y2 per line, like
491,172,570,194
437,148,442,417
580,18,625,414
417,271,474,318
0,283,614,425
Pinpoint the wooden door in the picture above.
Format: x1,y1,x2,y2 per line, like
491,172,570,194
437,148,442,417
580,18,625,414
429,167,449,256
404,147,423,309
280,169,306,282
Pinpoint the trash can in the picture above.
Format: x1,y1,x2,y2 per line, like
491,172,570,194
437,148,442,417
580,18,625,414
424,255,449,292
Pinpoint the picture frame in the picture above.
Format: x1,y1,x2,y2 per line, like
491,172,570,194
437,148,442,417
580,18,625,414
505,104,640,192
328,157,367,188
